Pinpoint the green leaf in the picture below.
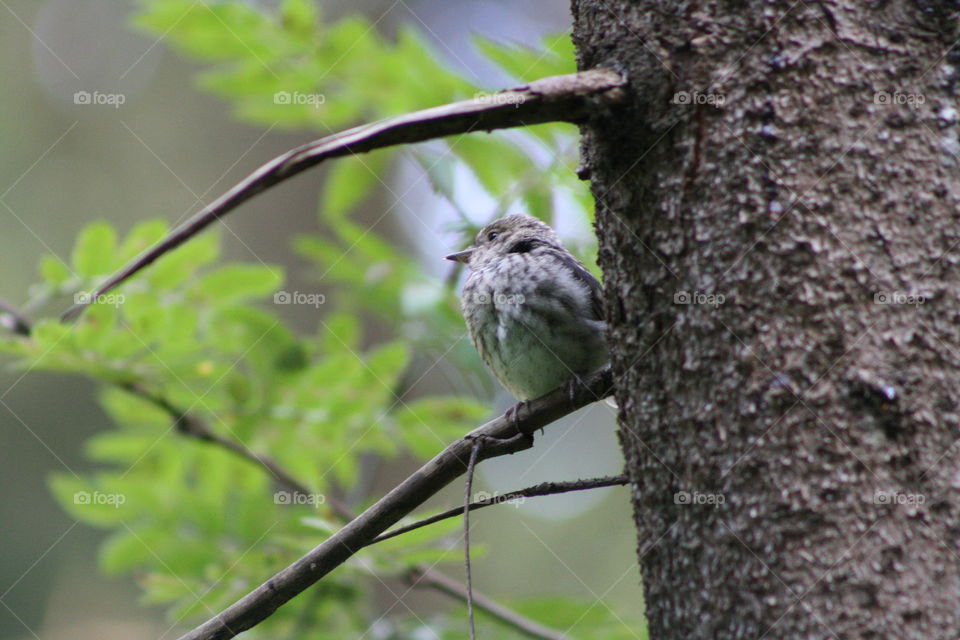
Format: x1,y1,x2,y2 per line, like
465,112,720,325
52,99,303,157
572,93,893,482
395,396,489,458
141,572,192,605
319,311,360,352
40,255,71,286
475,32,576,82
100,530,153,574
321,152,389,220
133,3,473,132
98,387,169,428
196,264,283,301
74,300,120,352
72,221,117,278
280,0,318,37
118,219,169,263
30,319,73,352
48,474,129,528
365,341,409,385
146,230,219,289
87,431,161,465
453,136,531,197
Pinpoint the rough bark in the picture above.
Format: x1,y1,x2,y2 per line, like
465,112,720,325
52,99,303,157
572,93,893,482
573,0,960,637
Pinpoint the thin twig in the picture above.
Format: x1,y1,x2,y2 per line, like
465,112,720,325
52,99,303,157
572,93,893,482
0,297,31,336
464,439,482,640
120,383,319,495
61,68,625,321
406,567,574,640
372,474,629,544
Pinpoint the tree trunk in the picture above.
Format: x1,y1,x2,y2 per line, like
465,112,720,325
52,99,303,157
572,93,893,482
572,0,960,637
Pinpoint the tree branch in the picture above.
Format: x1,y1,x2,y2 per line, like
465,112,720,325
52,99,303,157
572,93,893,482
0,297,31,336
133,381,589,640
62,68,625,321
120,382,316,494
372,474,628,544
178,366,614,640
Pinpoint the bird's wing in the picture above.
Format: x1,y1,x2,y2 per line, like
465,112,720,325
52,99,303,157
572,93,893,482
509,238,604,322
551,250,605,322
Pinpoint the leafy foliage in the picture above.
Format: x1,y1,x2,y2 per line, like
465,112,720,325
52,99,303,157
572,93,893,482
0,1,644,638
3,220,487,634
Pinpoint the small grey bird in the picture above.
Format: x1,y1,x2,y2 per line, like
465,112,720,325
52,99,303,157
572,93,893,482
446,214,608,401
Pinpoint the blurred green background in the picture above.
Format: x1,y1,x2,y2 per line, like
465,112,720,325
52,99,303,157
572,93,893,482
0,1,642,638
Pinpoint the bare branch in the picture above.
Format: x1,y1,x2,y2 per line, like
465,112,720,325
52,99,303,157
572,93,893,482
130,380,585,640
119,383,318,492
407,567,575,640
178,366,614,640
0,298,31,336
372,474,628,544
62,68,625,321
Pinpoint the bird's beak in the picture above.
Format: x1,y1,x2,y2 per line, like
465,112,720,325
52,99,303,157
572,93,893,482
445,248,474,264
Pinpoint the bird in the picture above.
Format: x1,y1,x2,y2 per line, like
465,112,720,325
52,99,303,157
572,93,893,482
446,214,608,402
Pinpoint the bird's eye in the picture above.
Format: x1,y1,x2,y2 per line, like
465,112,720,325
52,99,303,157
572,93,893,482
487,231,499,241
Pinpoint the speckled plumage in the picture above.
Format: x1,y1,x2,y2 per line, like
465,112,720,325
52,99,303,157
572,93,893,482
446,214,608,400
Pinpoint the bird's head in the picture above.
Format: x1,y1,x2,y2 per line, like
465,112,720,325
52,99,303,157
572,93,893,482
445,214,561,269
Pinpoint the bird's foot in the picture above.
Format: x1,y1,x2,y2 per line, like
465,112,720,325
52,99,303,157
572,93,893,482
504,401,527,436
